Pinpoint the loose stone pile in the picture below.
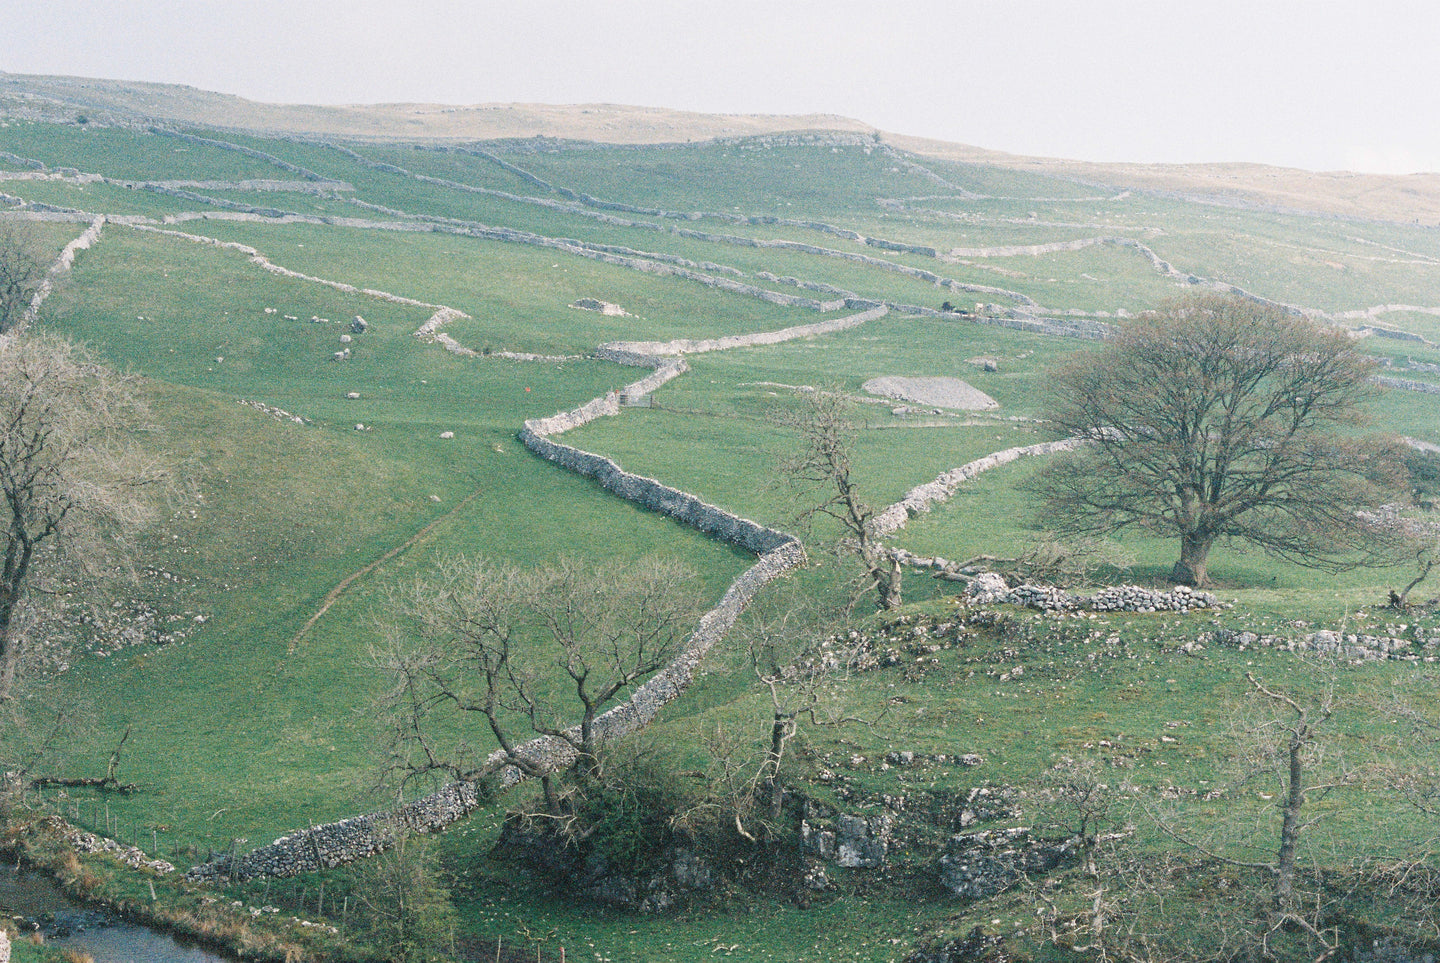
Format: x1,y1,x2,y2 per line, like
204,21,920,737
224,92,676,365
966,578,1218,613
570,297,629,316
61,820,177,875
1088,584,1213,613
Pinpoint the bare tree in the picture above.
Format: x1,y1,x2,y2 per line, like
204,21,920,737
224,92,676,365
776,387,901,609
373,555,701,819
746,598,881,833
0,220,50,334
0,331,174,701
1028,757,1132,956
1036,294,1404,586
1132,670,1354,962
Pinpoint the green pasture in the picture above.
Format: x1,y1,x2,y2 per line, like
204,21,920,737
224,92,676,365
3,118,1440,960
0,121,297,181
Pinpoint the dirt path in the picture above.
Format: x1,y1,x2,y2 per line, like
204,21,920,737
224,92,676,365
287,488,482,653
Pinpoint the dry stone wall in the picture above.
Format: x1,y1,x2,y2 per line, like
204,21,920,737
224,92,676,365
1377,375,1440,395
19,214,105,329
188,309,847,883
872,438,1085,537
147,127,326,181
597,305,887,358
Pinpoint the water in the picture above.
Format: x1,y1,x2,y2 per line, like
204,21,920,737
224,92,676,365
0,862,234,963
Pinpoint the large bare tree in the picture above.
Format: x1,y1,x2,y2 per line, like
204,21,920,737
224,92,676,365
1036,294,1403,586
0,331,173,700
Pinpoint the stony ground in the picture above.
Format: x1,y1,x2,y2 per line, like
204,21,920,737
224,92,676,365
862,376,999,411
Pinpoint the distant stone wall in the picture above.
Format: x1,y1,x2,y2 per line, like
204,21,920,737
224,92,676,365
147,127,326,181
1376,375,1440,395
597,304,887,358
520,430,793,555
130,224,459,315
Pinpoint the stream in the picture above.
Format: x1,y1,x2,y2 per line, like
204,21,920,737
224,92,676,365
0,862,235,963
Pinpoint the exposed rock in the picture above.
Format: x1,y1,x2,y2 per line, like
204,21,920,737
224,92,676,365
937,827,1078,898
802,807,894,869
862,376,998,411
836,813,893,868
902,927,1020,963
351,315,367,333
571,297,629,316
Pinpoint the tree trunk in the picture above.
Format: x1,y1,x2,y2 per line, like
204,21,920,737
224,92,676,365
0,646,16,702
0,624,18,703
765,714,792,823
1274,730,1304,916
1171,532,1214,587
881,556,902,610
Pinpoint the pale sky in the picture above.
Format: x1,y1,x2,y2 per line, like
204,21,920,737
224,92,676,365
5,0,1439,174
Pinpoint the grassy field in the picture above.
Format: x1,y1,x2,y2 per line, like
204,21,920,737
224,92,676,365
2,115,1440,961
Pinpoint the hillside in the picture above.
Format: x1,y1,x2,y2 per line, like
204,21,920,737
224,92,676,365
0,71,874,144
1,75,1440,962
8,71,1440,225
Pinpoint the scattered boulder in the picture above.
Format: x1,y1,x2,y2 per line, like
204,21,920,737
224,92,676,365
345,391,360,400
351,316,367,333
333,348,351,361
571,297,629,316
439,431,454,439
339,334,352,344
801,808,894,869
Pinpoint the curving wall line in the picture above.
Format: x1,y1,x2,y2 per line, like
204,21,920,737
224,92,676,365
185,306,895,881
870,438,1086,538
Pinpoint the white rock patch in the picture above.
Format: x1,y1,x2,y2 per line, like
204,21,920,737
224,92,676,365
862,376,999,411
